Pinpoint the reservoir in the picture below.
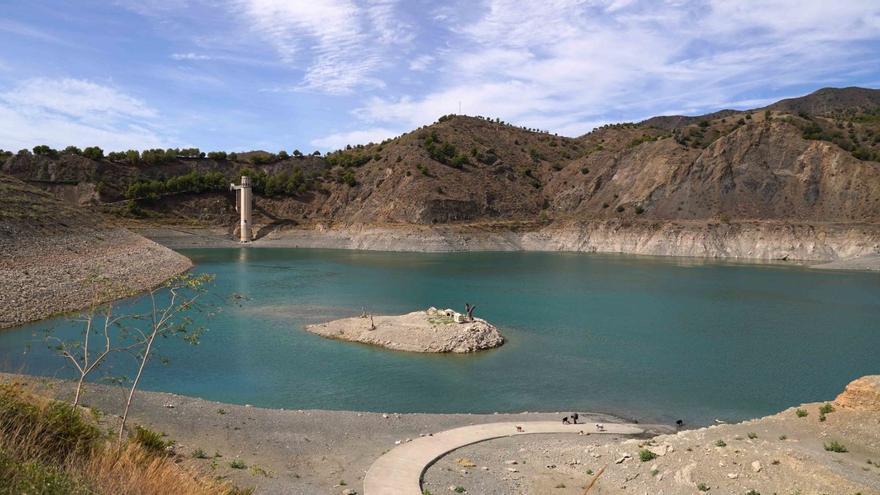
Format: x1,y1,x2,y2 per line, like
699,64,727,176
2,248,878,425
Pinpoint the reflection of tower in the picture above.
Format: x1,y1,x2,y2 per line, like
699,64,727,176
230,176,252,242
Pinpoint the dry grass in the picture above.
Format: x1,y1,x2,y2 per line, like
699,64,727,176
0,382,248,495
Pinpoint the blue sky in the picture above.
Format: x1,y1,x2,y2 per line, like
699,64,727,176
1,0,879,153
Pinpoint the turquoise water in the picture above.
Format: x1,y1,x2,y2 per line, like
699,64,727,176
1,248,879,425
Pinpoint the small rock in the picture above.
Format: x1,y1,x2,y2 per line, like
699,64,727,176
727,473,738,479
752,460,762,472
163,402,175,408
382,413,389,419
506,467,519,473
504,460,518,465
615,454,631,464
341,489,356,495
394,440,402,445
480,466,489,471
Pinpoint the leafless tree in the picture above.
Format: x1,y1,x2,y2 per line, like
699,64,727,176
117,274,213,440
465,303,476,322
46,302,136,407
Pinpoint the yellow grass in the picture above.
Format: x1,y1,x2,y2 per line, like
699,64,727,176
0,382,247,495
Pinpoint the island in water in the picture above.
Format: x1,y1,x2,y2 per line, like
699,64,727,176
305,306,504,353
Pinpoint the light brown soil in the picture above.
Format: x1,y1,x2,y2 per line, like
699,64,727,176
305,309,504,353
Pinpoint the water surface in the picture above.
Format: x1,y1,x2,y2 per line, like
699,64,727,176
1,248,878,425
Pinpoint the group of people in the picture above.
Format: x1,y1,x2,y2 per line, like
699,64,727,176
561,412,579,424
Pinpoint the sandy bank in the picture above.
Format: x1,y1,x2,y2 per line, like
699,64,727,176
134,221,880,270
305,308,504,353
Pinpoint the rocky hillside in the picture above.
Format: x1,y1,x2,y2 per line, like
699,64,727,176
0,174,191,328
2,87,880,260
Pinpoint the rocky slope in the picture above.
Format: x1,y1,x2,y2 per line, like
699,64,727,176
0,174,191,329
4,87,880,261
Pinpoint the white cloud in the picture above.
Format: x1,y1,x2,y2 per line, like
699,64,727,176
408,55,435,72
346,0,880,136
0,78,167,150
171,52,212,60
311,127,399,150
233,0,411,94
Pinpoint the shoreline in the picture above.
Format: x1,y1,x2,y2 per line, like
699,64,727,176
0,372,654,494
4,372,877,494
132,223,880,272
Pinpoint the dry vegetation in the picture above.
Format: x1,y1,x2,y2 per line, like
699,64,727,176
0,382,250,495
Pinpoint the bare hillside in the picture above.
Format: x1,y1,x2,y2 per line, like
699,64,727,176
0,174,191,328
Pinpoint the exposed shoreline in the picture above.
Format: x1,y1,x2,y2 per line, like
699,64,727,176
0,227,192,330
0,372,647,494
132,221,880,271
4,372,877,494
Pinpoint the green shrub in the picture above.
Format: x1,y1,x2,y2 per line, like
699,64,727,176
819,403,835,414
639,449,657,462
131,426,172,455
192,448,209,459
795,408,808,418
0,450,91,495
230,459,247,469
714,440,727,447
747,432,758,439
0,385,100,463
697,482,710,491
824,441,847,453
454,487,466,493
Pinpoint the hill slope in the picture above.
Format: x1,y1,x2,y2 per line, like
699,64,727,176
3,87,880,261
0,174,191,328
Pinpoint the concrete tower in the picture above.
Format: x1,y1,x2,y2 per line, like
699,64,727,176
230,175,252,242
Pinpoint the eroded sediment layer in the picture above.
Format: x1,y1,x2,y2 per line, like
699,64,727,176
214,221,880,265
305,308,504,353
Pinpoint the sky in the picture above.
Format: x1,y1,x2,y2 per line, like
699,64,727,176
1,0,879,153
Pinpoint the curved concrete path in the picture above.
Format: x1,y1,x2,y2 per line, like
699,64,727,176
363,421,644,495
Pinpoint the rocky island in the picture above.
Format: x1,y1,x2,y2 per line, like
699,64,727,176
305,307,504,353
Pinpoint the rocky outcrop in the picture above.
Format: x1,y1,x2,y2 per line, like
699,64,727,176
304,308,504,353
835,375,880,411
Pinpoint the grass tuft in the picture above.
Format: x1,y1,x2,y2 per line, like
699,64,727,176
824,441,848,453
639,449,657,462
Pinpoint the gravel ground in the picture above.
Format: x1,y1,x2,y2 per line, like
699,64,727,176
0,228,192,329
0,373,638,495
4,373,878,494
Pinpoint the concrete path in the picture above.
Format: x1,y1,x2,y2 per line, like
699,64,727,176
363,421,644,495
